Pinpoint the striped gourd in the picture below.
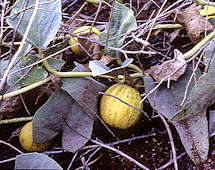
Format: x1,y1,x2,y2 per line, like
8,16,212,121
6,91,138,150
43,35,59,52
100,83,143,129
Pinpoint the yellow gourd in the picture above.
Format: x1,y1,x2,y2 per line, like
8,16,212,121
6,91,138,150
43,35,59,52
100,84,143,129
199,5,215,19
69,26,100,55
19,121,50,152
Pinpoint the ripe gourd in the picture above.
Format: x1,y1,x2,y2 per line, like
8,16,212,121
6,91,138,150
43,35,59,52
100,83,143,129
19,121,50,152
70,26,100,55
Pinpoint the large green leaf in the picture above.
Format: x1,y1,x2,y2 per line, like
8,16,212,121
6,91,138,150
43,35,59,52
7,53,64,87
15,152,63,170
100,1,137,57
1,42,31,77
7,54,48,87
7,0,62,49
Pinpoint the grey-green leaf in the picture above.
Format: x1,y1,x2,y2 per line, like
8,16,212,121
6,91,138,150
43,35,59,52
144,64,202,119
61,64,106,117
62,101,93,152
204,38,215,73
6,0,62,49
15,152,63,170
173,112,209,164
7,54,48,87
33,89,94,152
33,89,72,144
100,1,137,57
144,64,209,164
47,57,65,70
171,71,215,121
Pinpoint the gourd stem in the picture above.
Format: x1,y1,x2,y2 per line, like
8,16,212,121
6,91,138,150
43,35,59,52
118,72,143,80
184,29,215,59
39,48,93,77
0,117,33,124
0,77,51,100
117,59,143,73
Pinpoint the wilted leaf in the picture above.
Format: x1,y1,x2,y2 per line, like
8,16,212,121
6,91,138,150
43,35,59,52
173,112,209,164
204,38,215,73
100,1,137,57
177,3,214,43
33,90,72,144
6,0,62,49
89,58,133,76
61,64,106,117
33,89,94,152
171,72,215,121
7,54,48,87
145,64,201,119
144,64,208,164
149,49,187,82
62,101,93,152
209,110,215,137
15,152,63,170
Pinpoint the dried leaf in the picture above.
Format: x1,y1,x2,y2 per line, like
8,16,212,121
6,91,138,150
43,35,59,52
149,49,187,82
167,29,181,43
177,4,214,44
0,97,21,119
78,32,101,59
99,54,115,65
